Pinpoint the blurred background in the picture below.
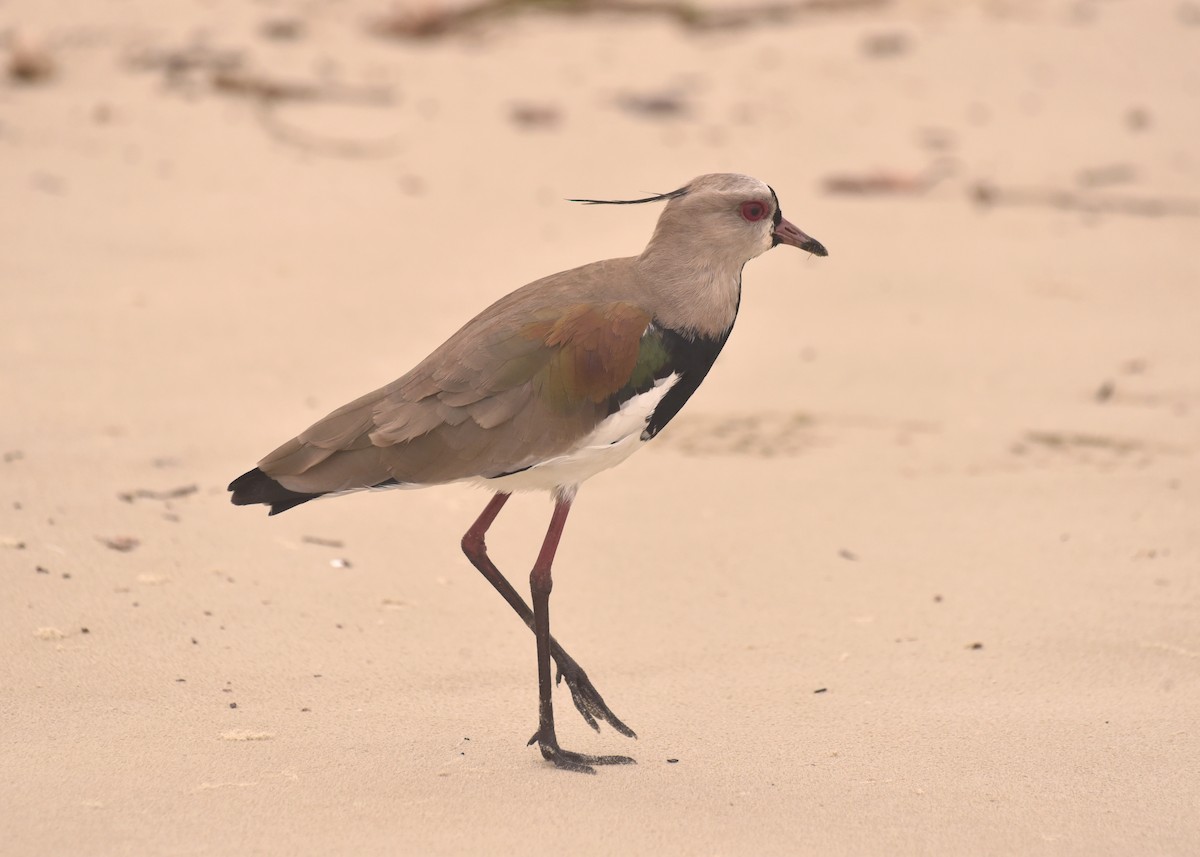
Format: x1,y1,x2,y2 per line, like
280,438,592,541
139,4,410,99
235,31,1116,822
3,0,1197,463
3,1,1198,854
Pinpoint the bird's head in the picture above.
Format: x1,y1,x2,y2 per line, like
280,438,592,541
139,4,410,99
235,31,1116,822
573,173,827,266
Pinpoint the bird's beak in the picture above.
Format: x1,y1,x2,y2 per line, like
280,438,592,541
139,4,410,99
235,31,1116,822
773,217,828,256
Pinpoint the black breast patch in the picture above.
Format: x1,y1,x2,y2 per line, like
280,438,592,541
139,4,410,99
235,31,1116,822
606,319,737,441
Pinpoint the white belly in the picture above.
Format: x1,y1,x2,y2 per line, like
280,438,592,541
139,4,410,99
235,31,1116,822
467,373,680,494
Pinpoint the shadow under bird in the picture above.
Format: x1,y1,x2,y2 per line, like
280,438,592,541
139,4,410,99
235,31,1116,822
229,173,828,773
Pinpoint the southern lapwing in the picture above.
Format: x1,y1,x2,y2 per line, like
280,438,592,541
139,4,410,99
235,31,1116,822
229,173,827,773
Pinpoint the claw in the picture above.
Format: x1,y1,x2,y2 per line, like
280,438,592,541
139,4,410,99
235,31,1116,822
549,643,638,738
530,729,637,774
574,694,600,732
552,756,598,775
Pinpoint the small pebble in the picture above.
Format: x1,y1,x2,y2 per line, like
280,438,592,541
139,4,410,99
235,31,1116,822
260,18,305,40
509,102,561,129
98,535,140,552
6,35,55,84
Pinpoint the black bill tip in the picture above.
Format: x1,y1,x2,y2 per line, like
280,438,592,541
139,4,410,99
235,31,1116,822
801,237,828,257
773,216,828,256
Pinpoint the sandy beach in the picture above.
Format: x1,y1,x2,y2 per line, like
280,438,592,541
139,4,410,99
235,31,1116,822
3,0,1199,853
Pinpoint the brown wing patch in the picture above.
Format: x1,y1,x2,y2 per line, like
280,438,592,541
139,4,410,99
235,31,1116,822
523,302,650,409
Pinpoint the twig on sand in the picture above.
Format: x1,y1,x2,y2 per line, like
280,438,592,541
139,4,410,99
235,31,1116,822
211,70,393,107
823,170,938,196
254,102,403,159
370,0,888,40
131,46,393,108
970,182,1200,219
125,42,244,88
118,485,198,503
223,71,402,158
821,159,956,196
128,43,399,158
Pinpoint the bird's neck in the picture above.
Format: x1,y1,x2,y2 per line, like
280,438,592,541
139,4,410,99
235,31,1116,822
635,243,744,340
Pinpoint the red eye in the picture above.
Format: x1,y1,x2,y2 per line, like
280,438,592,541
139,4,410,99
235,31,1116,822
740,201,767,222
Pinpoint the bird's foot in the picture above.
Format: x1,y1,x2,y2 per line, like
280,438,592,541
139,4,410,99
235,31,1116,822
527,730,637,774
551,643,637,738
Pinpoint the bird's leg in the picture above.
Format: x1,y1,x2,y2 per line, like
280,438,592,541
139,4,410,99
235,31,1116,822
527,496,635,774
461,493,635,738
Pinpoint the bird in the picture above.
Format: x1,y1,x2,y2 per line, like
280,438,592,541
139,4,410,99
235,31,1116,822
229,172,827,773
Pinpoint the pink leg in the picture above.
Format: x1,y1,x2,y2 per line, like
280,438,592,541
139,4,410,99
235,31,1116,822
460,493,635,738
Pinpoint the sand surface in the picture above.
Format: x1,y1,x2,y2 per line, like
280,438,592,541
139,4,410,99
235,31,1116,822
3,0,1199,854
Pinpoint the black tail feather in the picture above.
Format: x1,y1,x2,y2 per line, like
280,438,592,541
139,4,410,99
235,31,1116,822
228,467,324,516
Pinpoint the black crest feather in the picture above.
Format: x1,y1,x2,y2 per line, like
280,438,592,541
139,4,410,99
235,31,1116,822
569,186,690,206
